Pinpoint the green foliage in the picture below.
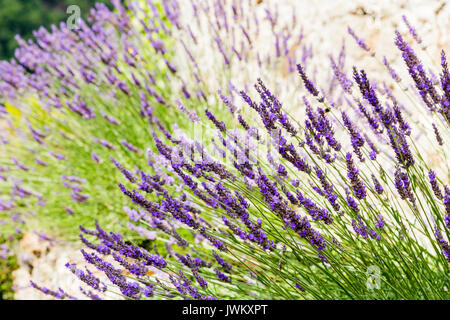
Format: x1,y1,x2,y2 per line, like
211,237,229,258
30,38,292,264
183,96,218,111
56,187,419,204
0,237,18,300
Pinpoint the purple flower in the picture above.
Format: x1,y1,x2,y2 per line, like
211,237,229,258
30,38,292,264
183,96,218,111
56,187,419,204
402,15,423,46
440,50,450,121
91,152,101,163
30,281,76,300
175,253,210,270
295,283,306,292
11,157,29,171
212,251,232,273
35,158,48,166
297,190,333,225
444,186,450,216
348,27,371,52
346,194,359,213
193,270,208,288
395,30,440,109
434,227,450,262
383,56,402,83
101,111,121,125
352,215,379,240
121,139,139,153
345,153,366,199
297,64,323,101
277,164,287,177
342,112,365,161
375,215,385,228
392,102,411,136
93,137,116,150
329,55,352,93
428,170,443,200
71,191,90,203
214,268,232,283
65,263,106,292
356,100,380,132
205,109,226,132
432,123,444,146
372,174,384,195
394,167,416,205
110,156,137,183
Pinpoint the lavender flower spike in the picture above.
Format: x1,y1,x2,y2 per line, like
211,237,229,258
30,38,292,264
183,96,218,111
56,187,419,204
297,63,323,102
428,170,443,200
110,156,137,183
345,153,366,199
401,15,424,47
347,26,371,53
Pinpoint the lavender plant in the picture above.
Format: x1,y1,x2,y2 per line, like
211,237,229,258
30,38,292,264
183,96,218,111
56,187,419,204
0,0,310,298
0,0,306,240
0,0,178,240
1,0,449,300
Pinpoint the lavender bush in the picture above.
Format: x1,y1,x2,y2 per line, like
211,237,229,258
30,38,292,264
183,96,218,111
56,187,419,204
1,0,449,300
0,0,176,240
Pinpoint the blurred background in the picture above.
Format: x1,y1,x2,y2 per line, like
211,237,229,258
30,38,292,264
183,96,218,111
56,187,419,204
0,0,448,300
0,0,111,59
0,0,109,299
